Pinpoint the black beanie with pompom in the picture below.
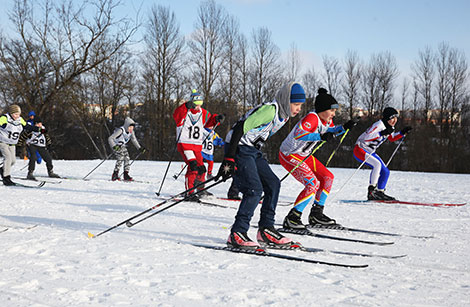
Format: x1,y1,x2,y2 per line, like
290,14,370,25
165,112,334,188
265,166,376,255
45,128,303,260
314,88,339,113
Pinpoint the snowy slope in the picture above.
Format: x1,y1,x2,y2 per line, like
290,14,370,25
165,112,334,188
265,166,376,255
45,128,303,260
1,160,469,306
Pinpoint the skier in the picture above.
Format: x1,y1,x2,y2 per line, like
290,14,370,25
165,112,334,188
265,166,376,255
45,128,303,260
108,117,146,181
0,105,41,186
17,116,60,179
25,110,43,164
173,89,224,201
353,107,412,200
280,88,358,229
215,82,306,250
202,127,224,180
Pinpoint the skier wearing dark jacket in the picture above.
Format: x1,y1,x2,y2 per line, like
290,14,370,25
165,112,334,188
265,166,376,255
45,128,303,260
17,116,60,179
215,82,306,251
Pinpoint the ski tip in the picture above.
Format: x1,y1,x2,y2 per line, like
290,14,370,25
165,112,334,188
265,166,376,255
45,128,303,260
87,232,95,238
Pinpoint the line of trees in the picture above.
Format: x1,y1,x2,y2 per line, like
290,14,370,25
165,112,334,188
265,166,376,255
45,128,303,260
0,0,469,173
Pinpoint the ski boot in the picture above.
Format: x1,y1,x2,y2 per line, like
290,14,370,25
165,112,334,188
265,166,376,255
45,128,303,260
2,175,16,186
206,173,214,180
227,231,261,250
0,167,3,179
48,170,61,178
368,185,396,201
185,192,201,202
111,170,120,181
27,171,36,180
123,171,133,181
227,181,241,200
257,226,302,249
308,205,336,225
282,208,306,230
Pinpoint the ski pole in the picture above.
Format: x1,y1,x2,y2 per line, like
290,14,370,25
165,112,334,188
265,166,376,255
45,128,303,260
88,176,225,238
325,129,350,167
82,151,115,180
173,164,187,180
118,151,143,178
171,122,220,181
156,116,189,196
385,135,406,167
328,138,387,203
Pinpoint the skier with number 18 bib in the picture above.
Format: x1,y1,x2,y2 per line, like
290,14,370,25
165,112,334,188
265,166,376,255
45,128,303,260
173,90,224,201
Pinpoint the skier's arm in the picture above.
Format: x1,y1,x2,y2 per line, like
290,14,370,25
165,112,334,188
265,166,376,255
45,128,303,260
130,132,141,150
294,113,322,141
173,103,189,127
108,129,122,148
388,132,403,142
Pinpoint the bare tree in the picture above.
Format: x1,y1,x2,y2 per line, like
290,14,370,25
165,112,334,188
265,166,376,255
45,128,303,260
375,51,399,111
362,56,380,116
411,46,434,121
236,33,250,112
250,26,282,105
342,50,362,118
321,55,342,97
141,4,185,159
301,65,320,116
286,42,301,82
187,0,227,107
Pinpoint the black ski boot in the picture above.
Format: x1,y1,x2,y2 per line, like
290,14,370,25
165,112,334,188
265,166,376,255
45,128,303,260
368,185,396,201
3,175,16,186
194,179,212,197
111,170,120,181
27,171,36,180
283,208,306,229
186,193,201,202
48,170,60,178
123,171,133,181
308,205,336,225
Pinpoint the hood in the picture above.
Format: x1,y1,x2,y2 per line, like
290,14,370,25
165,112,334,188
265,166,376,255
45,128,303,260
123,117,136,131
274,82,296,120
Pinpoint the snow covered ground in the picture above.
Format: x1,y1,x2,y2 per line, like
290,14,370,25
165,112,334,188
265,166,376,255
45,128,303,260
1,159,469,306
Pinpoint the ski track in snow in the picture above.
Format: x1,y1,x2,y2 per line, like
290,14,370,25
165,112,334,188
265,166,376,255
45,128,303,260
1,160,469,306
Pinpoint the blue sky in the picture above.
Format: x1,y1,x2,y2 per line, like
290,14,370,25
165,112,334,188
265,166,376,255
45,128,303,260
1,0,469,78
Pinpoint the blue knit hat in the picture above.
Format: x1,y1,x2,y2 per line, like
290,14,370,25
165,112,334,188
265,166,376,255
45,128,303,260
28,111,36,117
190,89,203,106
290,83,306,103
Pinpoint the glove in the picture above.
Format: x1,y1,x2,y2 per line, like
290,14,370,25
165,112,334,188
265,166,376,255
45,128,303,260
215,114,225,124
40,128,47,134
400,126,412,135
197,164,206,175
113,145,121,151
343,118,359,130
188,160,199,172
215,157,236,182
139,146,147,153
320,132,336,142
185,100,196,109
380,126,395,136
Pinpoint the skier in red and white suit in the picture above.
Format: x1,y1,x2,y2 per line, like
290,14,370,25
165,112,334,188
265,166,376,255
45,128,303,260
173,90,224,200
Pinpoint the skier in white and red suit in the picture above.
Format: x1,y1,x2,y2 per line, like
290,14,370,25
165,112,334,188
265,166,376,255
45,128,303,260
173,90,225,200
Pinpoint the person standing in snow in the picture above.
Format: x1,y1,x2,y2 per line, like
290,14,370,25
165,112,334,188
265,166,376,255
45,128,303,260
173,89,224,201
280,88,359,229
201,127,224,180
108,117,146,181
0,105,41,186
17,116,60,179
215,82,306,250
353,107,412,200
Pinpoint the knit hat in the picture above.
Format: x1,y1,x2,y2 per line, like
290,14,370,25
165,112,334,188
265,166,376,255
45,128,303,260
8,104,21,115
33,116,42,124
290,83,306,103
28,111,36,117
314,88,339,113
382,107,399,121
190,89,203,106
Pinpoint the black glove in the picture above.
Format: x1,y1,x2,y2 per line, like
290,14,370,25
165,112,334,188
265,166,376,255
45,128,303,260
197,164,206,175
343,118,359,130
185,100,196,109
113,145,121,151
215,157,236,182
40,128,47,134
380,126,395,136
139,146,147,153
400,126,412,135
321,132,336,142
215,114,225,124
188,160,199,172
